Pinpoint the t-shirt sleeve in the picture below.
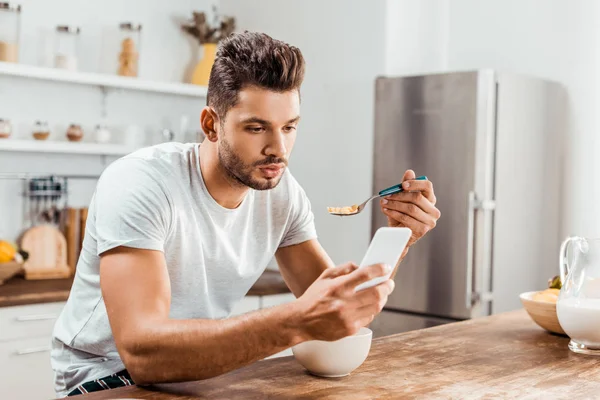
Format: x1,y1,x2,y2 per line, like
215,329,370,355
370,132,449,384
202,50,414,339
93,158,173,256
279,173,318,248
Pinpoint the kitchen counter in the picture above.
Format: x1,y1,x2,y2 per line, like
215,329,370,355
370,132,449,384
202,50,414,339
69,309,600,399
0,269,290,308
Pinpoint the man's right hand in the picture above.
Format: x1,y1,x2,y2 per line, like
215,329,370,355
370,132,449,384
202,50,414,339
294,263,395,342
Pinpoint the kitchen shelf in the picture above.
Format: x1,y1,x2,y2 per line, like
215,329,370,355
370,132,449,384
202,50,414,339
0,61,208,97
0,139,136,156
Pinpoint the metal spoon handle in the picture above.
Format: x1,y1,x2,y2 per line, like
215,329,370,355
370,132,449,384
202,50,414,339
378,176,427,197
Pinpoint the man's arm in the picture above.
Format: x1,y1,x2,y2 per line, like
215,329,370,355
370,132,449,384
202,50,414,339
275,239,334,297
101,246,393,385
275,239,410,297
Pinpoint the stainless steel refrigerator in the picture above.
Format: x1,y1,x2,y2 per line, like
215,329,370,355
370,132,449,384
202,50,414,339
368,70,566,338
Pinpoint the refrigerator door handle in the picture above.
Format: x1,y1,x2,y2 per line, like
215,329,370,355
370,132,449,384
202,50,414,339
466,191,496,308
466,191,477,309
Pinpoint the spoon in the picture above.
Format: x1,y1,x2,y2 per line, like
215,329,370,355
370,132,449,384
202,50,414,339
327,176,428,216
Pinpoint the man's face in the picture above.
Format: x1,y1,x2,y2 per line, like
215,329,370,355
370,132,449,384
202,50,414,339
216,86,300,190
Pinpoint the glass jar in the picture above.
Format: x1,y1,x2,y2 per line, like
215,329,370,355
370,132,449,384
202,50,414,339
0,118,12,138
0,3,21,63
54,25,80,71
32,120,50,140
117,22,142,77
66,124,83,142
94,124,111,144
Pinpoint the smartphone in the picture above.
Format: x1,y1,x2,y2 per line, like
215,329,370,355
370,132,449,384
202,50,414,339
354,227,412,292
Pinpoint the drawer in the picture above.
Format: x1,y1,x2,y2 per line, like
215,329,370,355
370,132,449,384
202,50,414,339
0,336,56,400
0,302,65,342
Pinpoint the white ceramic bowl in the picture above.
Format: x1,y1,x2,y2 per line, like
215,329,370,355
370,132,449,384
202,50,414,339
291,327,373,378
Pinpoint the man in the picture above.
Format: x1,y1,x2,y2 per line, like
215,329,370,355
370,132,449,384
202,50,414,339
51,31,440,397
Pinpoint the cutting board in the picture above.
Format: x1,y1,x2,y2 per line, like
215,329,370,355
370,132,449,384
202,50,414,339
64,208,80,274
20,225,71,280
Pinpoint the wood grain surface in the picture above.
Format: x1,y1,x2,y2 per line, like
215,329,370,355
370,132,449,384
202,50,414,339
70,310,600,400
0,270,288,308
0,275,73,307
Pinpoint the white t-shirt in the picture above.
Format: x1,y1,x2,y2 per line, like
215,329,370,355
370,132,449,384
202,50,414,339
51,143,317,397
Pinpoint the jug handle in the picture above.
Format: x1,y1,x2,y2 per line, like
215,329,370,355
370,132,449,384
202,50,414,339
559,236,580,283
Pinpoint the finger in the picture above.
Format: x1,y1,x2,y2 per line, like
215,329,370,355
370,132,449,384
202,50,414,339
339,263,391,290
354,286,393,317
381,197,438,226
382,208,434,236
402,169,416,182
351,279,395,309
384,192,440,219
323,262,359,279
356,314,377,329
401,179,436,204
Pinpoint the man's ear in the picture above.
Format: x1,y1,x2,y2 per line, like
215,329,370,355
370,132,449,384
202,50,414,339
200,107,220,143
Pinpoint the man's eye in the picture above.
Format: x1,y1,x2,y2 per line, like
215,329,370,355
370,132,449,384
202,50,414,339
283,126,296,133
247,126,265,133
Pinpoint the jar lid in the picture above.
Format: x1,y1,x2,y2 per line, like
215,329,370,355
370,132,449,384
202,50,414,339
119,22,142,31
0,3,22,12
56,26,81,34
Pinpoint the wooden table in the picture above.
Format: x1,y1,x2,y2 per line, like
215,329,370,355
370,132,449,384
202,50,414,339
0,270,290,308
69,309,600,399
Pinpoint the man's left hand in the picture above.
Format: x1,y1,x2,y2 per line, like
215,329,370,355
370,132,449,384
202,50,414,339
380,169,441,252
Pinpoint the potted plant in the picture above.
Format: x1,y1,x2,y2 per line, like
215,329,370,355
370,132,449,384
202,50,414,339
181,6,235,86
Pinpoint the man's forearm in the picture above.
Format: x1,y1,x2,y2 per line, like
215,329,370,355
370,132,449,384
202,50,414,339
122,301,306,385
391,247,409,280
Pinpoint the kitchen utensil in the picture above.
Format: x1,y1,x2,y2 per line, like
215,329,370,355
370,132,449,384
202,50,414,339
519,291,565,335
79,207,88,250
557,236,600,355
65,208,80,273
328,176,427,216
292,327,372,378
20,224,70,280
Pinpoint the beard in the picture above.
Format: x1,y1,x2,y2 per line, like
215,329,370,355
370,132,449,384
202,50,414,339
218,137,287,191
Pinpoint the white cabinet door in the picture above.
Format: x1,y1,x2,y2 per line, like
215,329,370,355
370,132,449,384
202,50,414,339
0,336,55,400
0,302,65,342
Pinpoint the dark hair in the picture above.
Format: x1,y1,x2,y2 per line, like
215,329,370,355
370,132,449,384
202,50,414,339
207,31,305,118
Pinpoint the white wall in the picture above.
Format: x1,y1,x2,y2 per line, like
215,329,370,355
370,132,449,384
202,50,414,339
384,0,600,238
444,0,600,238
219,0,388,265
385,0,447,75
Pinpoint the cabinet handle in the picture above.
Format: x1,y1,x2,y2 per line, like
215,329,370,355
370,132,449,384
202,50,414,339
16,345,52,355
15,314,58,322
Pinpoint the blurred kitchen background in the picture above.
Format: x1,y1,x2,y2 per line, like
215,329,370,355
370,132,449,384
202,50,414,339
0,1,599,397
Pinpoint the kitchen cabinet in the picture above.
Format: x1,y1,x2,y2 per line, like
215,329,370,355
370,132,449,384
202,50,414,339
0,301,65,341
0,336,55,400
0,301,65,400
